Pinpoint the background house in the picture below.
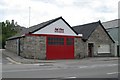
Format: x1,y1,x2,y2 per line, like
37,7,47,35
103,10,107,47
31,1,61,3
102,19,119,57
73,21,115,57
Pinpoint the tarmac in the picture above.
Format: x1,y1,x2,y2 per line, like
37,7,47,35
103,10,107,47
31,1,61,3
2,49,120,64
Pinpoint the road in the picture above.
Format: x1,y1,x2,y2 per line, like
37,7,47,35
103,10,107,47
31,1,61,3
2,57,119,79
1,49,119,79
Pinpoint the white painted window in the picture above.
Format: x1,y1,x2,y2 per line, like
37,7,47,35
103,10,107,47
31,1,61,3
98,44,110,53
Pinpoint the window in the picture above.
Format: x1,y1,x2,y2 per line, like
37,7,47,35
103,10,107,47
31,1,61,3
98,44,110,53
48,37,64,45
66,38,74,45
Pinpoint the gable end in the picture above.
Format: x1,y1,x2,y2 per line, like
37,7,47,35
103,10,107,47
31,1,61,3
99,21,115,43
32,17,78,36
30,17,62,33
60,18,78,35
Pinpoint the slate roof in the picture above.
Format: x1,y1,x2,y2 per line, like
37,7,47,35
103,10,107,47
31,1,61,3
7,17,77,40
102,19,119,29
73,21,115,43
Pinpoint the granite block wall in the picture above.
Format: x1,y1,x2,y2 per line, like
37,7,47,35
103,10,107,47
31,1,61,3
87,25,115,56
20,36,46,59
74,38,87,58
6,39,17,54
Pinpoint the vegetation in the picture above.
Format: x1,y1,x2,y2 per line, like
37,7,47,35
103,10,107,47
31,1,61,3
0,20,20,49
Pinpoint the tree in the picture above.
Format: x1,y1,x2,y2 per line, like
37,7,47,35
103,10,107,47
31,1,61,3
1,20,18,49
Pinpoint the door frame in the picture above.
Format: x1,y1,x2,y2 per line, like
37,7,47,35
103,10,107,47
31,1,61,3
117,45,120,57
88,43,94,57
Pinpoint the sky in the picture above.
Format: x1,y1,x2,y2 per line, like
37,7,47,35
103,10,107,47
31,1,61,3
0,0,119,27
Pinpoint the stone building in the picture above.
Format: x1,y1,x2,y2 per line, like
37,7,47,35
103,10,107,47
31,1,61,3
102,19,119,56
6,17,82,59
73,21,115,57
6,17,115,60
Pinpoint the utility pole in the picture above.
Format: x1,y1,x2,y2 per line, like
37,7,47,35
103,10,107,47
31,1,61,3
29,6,31,28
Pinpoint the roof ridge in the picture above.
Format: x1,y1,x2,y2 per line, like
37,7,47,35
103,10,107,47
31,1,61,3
102,19,120,23
28,16,62,29
7,16,63,40
73,21,100,27
73,21,101,41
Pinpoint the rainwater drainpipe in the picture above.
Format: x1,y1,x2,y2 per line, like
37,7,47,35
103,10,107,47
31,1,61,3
118,2,120,57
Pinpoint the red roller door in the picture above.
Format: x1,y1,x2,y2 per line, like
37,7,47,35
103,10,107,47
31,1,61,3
46,36,74,59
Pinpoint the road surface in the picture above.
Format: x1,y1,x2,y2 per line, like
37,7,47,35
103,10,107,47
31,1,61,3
2,58,119,79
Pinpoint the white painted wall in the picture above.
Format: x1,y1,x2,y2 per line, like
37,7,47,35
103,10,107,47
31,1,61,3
33,19,77,36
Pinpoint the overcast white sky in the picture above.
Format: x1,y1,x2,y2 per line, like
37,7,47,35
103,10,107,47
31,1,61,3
0,0,119,27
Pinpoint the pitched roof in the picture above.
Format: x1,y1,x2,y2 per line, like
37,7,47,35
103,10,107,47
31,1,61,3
73,21,100,41
102,19,120,29
7,17,77,40
73,21,115,43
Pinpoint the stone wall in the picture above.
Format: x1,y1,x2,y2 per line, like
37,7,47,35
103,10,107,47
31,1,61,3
74,38,87,58
87,25,115,56
6,24,115,59
20,36,46,59
6,39,18,53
